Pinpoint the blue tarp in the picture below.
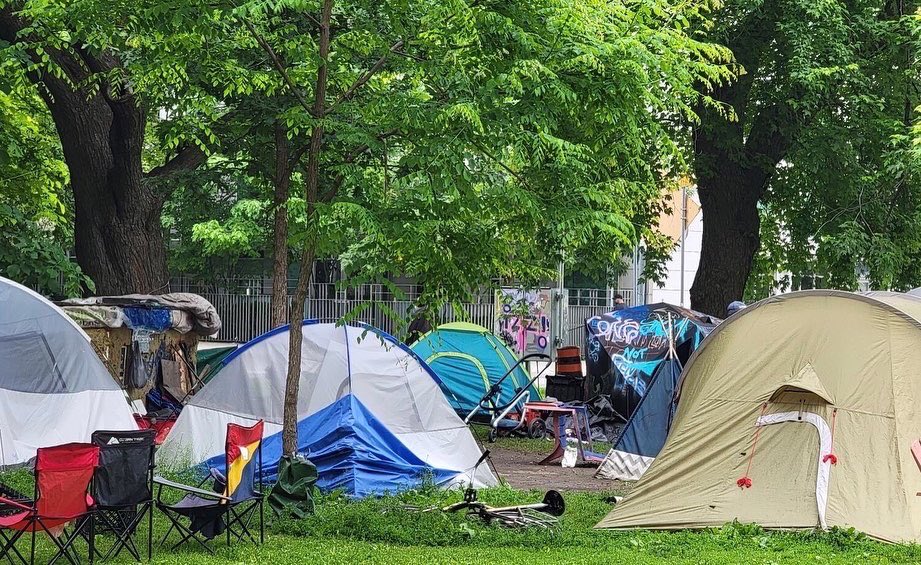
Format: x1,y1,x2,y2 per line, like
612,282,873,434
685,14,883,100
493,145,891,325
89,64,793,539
203,394,459,498
613,359,682,458
411,323,540,416
123,307,172,332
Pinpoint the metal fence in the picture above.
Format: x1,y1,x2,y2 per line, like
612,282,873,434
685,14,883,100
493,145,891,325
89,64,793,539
204,286,638,349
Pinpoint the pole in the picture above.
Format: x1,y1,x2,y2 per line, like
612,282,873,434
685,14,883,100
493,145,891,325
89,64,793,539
679,185,688,307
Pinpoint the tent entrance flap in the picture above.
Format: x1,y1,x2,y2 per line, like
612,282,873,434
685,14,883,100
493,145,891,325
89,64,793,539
754,411,832,529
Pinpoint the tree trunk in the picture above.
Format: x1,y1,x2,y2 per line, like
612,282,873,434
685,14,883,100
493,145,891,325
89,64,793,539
688,8,792,318
270,123,291,327
281,0,333,456
54,93,170,295
690,172,762,317
0,6,206,296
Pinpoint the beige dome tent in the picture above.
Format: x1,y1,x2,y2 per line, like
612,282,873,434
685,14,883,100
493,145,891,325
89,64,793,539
597,290,921,543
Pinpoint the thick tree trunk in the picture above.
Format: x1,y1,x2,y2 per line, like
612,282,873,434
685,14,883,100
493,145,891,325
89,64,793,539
54,93,169,295
688,6,792,318
0,6,206,296
690,173,762,318
270,123,291,327
282,0,333,456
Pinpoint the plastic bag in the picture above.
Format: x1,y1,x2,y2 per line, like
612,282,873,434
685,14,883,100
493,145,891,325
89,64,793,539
561,429,579,468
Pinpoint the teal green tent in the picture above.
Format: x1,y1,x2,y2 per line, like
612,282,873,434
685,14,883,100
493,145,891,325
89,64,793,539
411,322,541,416
196,345,237,383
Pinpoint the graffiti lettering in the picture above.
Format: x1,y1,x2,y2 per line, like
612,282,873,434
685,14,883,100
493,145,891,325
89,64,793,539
495,288,552,355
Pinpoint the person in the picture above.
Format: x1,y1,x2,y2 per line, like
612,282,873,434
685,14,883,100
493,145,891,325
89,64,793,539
727,300,747,316
405,307,432,346
613,293,626,311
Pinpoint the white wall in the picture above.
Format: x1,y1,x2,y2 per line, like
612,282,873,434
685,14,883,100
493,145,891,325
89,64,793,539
615,193,704,307
648,206,703,306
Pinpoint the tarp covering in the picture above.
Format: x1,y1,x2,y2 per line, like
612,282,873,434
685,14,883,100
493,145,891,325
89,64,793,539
596,359,681,480
59,293,221,336
596,290,921,543
411,322,540,415
585,303,717,420
0,277,137,465
159,321,496,497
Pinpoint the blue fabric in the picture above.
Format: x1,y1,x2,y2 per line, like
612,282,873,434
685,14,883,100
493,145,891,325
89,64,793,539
123,307,172,331
146,387,182,414
203,395,460,498
614,359,682,458
411,326,540,415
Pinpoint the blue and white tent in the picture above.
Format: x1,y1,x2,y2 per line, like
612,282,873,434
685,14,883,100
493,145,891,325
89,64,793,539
159,321,496,497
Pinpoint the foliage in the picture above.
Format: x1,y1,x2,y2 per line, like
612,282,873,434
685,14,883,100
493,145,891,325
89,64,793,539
742,0,921,299
141,0,736,313
2,0,736,303
0,78,91,296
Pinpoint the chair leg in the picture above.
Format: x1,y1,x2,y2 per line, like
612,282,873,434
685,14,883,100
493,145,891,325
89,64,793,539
0,527,28,565
157,509,214,555
156,512,178,549
29,527,34,565
88,514,94,565
259,497,264,544
226,502,262,544
226,506,231,547
102,509,142,561
147,502,153,562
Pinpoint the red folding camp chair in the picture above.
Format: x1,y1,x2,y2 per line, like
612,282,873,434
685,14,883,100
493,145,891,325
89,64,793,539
0,443,100,565
155,420,264,553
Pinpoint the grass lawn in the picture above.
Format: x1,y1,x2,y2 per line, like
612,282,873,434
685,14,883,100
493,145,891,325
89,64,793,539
2,467,921,564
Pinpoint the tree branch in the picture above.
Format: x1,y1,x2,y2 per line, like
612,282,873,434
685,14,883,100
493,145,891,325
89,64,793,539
327,39,404,114
146,144,208,178
243,18,316,118
470,139,528,186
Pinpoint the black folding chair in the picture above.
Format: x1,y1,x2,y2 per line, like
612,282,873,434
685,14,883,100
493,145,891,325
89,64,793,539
88,429,156,561
155,420,264,553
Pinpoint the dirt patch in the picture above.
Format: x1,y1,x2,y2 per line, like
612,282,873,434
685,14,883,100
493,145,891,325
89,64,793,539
485,443,631,495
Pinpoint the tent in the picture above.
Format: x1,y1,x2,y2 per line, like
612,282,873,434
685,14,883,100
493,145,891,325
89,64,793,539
592,304,717,481
595,360,683,481
585,303,717,419
0,277,137,465
159,321,496,497
195,344,237,383
410,322,540,416
597,290,921,543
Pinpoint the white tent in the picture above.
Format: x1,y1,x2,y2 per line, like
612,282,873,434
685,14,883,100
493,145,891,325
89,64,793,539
0,277,137,465
160,321,496,497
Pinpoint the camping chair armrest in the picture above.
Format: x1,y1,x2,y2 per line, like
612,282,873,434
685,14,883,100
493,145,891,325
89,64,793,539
153,476,231,502
0,495,33,512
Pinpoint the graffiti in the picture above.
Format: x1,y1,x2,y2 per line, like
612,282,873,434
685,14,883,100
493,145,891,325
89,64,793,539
587,335,601,363
591,315,670,356
586,303,718,406
495,288,551,356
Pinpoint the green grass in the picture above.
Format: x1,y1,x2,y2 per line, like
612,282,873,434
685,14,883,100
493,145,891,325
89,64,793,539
3,469,921,563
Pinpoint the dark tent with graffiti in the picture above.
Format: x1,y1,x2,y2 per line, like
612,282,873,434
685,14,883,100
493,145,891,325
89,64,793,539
585,303,718,481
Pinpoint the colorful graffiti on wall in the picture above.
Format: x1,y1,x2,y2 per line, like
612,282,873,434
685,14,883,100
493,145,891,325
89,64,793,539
494,288,552,356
